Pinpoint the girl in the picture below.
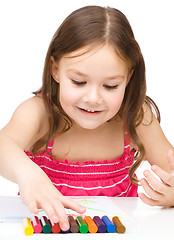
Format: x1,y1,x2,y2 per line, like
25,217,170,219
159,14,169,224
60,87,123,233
0,6,173,231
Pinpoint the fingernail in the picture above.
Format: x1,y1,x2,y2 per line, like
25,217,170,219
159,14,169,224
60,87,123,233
151,165,157,171
138,193,143,198
62,222,69,231
168,149,174,158
52,215,59,223
169,149,173,154
144,170,149,176
140,178,145,184
79,206,86,213
33,208,39,214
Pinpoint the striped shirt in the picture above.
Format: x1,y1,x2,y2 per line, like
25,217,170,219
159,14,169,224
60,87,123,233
25,133,138,197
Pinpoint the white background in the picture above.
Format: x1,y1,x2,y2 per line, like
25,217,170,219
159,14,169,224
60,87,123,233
0,0,173,195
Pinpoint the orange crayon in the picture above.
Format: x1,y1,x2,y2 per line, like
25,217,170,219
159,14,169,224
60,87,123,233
23,218,34,235
84,216,98,233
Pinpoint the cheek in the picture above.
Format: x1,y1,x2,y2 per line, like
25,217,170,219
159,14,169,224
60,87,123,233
59,85,77,109
107,90,125,112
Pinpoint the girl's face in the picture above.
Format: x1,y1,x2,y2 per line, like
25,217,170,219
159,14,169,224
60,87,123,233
52,44,132,130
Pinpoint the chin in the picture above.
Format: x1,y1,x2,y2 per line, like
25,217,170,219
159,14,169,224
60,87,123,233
75,121,106,130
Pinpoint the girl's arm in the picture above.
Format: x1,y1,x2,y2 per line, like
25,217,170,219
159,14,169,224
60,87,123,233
136,104,174,206
0,96,85,230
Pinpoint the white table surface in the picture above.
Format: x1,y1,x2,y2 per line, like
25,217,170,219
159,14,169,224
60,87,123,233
0,196,174,240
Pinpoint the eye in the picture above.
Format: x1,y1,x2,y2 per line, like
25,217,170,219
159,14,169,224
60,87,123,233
103,84,118,90
71,80,86,86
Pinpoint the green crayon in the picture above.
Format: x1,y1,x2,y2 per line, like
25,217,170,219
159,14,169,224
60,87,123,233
40,216,51,233
76,216,88,233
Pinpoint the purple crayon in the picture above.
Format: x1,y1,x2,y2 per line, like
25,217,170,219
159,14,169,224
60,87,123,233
93,216,107,233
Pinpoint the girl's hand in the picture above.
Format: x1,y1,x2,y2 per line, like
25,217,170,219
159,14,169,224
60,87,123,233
18,166,86,231
139,149,174,207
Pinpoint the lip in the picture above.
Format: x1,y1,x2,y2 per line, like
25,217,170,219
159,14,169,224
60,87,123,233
77,107,103,115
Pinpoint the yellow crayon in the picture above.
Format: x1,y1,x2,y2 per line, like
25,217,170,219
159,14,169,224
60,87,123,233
23,218,34,235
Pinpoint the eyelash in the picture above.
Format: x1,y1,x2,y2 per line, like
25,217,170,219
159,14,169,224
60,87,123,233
103,84,118,90
72,80,86,86
71,80,118,90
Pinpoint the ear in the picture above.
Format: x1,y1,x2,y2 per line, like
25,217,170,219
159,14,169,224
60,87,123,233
51,56,59,83
126,69,134,86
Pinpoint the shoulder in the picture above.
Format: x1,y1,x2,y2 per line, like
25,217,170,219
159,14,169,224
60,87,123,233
136,102,160,138
1,96,49,150
11,96,48,129
136,102,173,171
13,95,47,122
15,95,46,113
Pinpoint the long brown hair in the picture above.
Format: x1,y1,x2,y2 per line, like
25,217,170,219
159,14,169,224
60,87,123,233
31,6,160,184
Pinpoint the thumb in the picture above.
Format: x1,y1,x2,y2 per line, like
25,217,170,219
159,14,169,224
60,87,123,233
167,149,174,175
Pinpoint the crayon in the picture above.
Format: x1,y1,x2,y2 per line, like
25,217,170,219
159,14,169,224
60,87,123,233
93,216,106,233
84,216,98,233
61,228,71,233
68,215,79,233
31,216,42,233
112,216,126,233
40,216,52,233
102,215,116,233
23,218,34,235
50,220,61,233
76,216,88,233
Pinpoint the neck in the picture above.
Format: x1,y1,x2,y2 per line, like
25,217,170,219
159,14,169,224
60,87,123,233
56,115,121,138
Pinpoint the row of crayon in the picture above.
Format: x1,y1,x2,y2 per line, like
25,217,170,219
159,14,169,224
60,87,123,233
23,215,126,235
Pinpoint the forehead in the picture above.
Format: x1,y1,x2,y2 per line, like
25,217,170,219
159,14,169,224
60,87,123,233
58,44,129,76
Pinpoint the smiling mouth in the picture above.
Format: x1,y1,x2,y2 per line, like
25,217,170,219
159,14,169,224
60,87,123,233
78,107,102,113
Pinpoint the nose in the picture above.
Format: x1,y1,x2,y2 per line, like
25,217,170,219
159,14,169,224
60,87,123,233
83,86,102,105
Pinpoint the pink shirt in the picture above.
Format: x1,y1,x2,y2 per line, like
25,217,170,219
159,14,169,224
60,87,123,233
25,131,138,197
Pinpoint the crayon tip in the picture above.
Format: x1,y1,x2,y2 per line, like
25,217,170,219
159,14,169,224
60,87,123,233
23,218,34,235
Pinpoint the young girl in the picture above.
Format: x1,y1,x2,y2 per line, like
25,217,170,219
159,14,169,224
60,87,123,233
0,6,173,231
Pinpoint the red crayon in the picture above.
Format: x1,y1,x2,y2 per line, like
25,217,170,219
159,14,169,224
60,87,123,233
31,216,42,234
50,220,61,233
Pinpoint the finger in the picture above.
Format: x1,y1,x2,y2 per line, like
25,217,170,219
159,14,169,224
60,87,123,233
51,199,70,231
151,165,174,187
25,199,39,215
39,199,61,222
138,192,160,206
38,198,70,230
167,149,174,175
61,196,86,214
143,170,166,194
140,177,163,200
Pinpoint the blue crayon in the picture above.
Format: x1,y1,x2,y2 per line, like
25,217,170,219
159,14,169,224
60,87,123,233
61,227,71,233
101,216,116,233
93,216,106,233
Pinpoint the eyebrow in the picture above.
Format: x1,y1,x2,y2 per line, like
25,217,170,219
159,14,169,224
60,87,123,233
67,69,88,77
67,68,125,80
